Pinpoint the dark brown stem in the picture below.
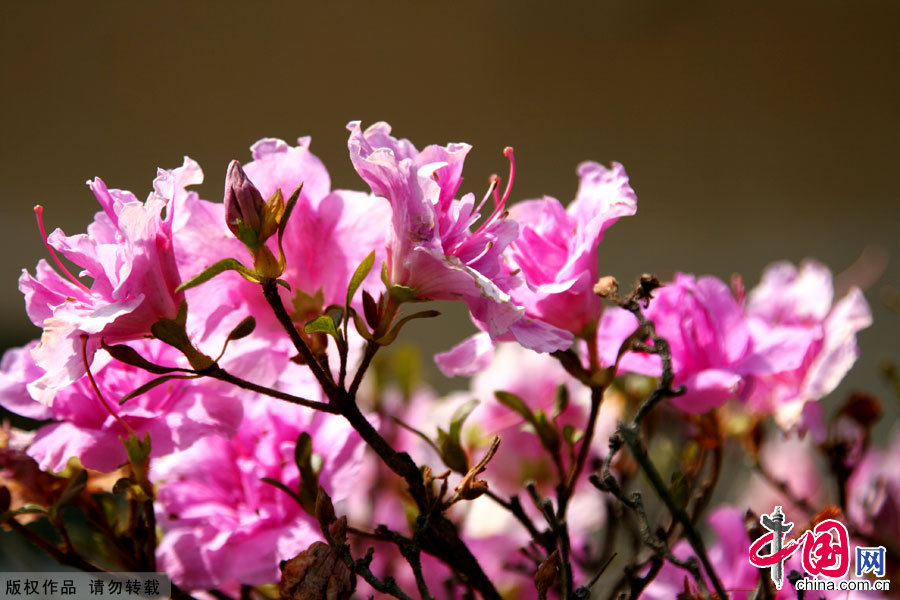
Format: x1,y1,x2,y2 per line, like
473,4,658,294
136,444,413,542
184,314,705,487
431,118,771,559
206,366,340,414
261,279,337,396
619,425,727,599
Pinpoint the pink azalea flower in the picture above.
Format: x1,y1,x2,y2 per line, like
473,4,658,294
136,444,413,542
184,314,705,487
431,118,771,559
347,121,571,353
154,399,368,590
0,339,242,473
21,160,193,406
595,272,816,415
743,260,872,436
504,161,637,335
174,136,390,347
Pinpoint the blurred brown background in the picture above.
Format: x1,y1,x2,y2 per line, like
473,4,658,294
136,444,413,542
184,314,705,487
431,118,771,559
1,1,898,431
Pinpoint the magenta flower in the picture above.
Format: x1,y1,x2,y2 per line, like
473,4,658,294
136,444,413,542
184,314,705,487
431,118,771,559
174,137,390,344
743,260,872,435
154,400,367,590
0,339,242,473
347,121,571,353
600,273,807,414
21,160,195,405
504,161,637,335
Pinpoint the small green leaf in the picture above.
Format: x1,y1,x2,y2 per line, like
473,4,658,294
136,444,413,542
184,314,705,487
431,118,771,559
102,341,179,375
119,374,198,405
562,424,583,446
277,185,301,249
449,399,479,444
176,258,260,293
494,391,536,425
151,316,214,371
553,384,569,417
304,315,338,336
55,469,88,508
375,310,440,346
437,427,469,474
294,433,313,479
380,261,390,287
348,308,375,341
261,477,304,509
275,278,291,290
389,284,418,302
123,433,152,468
534,410,561,452
227,316,256,341
346,250,376,312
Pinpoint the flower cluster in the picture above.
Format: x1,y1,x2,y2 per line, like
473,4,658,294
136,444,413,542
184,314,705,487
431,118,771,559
0,121,888,600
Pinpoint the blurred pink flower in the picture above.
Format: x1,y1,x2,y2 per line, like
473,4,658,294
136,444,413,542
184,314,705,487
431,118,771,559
846,429,900,540
600,273,812,414
155,400,367,590
743,260,872,436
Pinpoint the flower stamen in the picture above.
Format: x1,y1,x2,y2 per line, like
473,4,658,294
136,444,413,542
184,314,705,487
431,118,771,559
34,205,92,295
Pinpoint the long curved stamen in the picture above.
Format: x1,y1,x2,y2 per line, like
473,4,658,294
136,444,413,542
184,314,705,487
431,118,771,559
35,206,92,295
475,147,516,235
81,335,136,436
473,177,500,219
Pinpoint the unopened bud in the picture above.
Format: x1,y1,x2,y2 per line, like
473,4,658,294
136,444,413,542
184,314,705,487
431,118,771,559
593,275,619,298
224,160,265,246
534,550,559,596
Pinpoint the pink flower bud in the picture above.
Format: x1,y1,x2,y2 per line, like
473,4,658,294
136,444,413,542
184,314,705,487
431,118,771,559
224,160,265,243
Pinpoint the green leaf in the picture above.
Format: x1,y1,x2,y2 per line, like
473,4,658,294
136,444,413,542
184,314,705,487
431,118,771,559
553,384,569,417
123,433,152,468
277,185,301,249
389,284,418,302
494,391,537,425
55,469,88,508
380,261,390,287
119,374,198,405
151,315,214,371
260,477,304,509
348,308,374,341
534,410,561,452
346,250,376,313
562,424,583,446
227,316,256,341
294,432,314,481
101,341,179,375
391,417,440,455
375,310,440,346
449,399,479,445
437,427,469,474
176,258,259,293
304,315,338,337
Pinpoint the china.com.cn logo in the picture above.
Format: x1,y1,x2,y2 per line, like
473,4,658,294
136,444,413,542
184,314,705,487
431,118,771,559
748,506,887,590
